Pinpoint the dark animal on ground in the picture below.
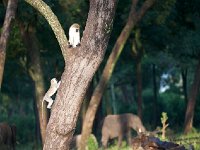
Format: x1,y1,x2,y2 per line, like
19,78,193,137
132,134,186,150
0,122,16,150
101,113,146,148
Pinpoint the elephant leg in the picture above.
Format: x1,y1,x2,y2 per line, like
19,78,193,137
101,135,109,149
126,129,132,146
117,135,123,148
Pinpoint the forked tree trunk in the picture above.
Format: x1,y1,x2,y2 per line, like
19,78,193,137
80,0,156,149
24,0,118,149
184,58,200,134
19,24,48,144
0,0,17,89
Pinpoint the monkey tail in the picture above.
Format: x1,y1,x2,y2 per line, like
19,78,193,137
42,98,45,122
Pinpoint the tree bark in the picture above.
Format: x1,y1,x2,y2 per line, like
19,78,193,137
19,23,47,144
152,64,158,128
25,0,118,149
110,83,117,114
80,0,155,149
184,57,200,134
136,58,143,119
0,0,17,89
181,68,188,103
33,91,42,146
105,90,113,115
132,28,144,119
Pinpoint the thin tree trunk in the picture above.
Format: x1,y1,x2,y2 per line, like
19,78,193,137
132,28,144,119
111,83,117,114
19,24,47,144
33,93,41,146
152,64,157,128
184,58,200,134
93,100,103,136
181,68,188,103
104,90,113,115
136,58,142,119
80,1,156,149
0,0,17,89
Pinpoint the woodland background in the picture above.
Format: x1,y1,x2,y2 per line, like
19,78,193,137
0,0,200,149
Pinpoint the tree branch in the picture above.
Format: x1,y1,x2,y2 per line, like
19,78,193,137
24,0,68,60
0,0,18,89
136,0,156,22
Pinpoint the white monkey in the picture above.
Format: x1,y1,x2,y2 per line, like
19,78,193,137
42,78,61,109
68,23,81,48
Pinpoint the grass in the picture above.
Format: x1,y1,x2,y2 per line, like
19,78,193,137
14,130,200,150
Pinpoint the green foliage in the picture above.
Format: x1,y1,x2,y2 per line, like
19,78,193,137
159,92,185,126
161,112,168,125
87,134,98,150
173,130,200,150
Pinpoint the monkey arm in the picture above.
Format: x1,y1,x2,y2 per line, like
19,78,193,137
57,81,61,88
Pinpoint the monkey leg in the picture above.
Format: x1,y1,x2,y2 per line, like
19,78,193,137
44,96,54,109
76,43,81,47
67,42,72,48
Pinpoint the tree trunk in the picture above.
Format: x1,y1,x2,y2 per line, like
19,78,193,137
181,68,188,103
24,0,118,149
81,83,93,126
0,0,17,89
104,90,113,115
184,58,200,134
132,28,144,119
110,83,117,114
19,24,48,144
80,0,156,149
33,93,42,146
136,58,142,119
152,64,158,128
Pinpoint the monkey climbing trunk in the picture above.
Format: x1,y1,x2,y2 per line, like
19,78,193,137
80,0,156,149
25,0,118,149
184,58,200,134
0,0,18,89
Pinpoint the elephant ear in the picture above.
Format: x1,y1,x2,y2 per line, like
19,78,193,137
10,125,16,147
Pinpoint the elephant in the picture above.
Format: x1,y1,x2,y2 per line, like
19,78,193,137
101,113,146,148
0,122,16,150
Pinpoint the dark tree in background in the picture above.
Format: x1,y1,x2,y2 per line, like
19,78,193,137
80,0,156,149
184,57,200,134
0,0,17,89
19,23,47,144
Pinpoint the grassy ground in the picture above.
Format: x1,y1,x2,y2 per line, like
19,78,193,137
15,131,200,150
